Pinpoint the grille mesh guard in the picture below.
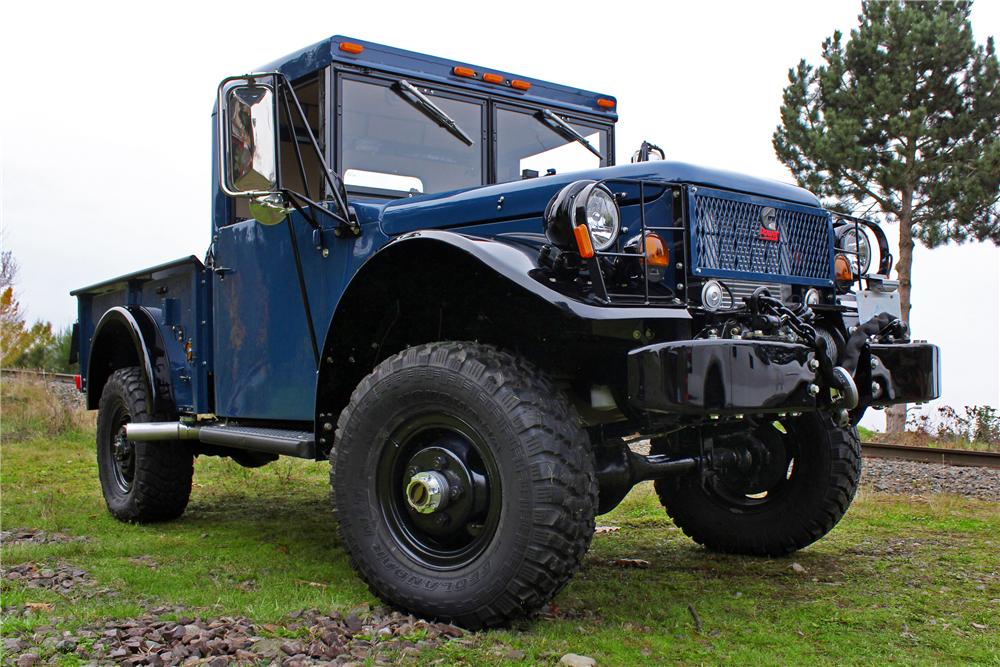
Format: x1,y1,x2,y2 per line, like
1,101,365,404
690,187,833,286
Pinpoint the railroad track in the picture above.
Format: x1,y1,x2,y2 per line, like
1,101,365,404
862,442,1000,470
1,368,78,385
5,368,998,470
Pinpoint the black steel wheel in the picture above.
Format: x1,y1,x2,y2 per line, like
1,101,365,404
95,367,193,523
652,412,861,556
330,342,597,628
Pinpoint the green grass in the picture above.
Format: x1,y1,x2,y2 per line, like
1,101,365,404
2,425,998,665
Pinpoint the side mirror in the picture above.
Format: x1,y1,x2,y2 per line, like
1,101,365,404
218,75,289,225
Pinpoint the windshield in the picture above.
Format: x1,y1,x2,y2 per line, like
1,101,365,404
496,107,609,184
341,77,484,195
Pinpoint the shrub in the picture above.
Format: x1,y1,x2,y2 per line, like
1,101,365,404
1,376,93,443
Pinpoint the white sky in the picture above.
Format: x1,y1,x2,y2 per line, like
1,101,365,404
2,0,997,430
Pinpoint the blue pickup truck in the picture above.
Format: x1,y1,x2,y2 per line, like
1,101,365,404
71,36,940,627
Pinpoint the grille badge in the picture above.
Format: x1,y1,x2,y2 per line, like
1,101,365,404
760,206,779,241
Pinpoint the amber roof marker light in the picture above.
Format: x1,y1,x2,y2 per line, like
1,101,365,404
338,42,365,54
597,98,616,109
452,66,477,78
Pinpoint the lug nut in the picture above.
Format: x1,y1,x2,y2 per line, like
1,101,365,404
808,384,820,397
871,381,882,399
871,357,880,369
808,359,820,372
433,456,447,470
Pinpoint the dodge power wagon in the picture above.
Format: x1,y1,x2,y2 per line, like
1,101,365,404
71,36,941,627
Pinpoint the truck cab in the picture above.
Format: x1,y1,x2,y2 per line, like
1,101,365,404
72,36,940,628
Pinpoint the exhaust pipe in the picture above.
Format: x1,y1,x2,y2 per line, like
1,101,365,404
125,422,200,441
124,421,315,459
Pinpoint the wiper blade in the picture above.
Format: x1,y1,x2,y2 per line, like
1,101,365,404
536,108,602,159
394,79,473,146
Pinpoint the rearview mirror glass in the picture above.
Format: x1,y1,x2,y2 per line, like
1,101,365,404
225,85,277,194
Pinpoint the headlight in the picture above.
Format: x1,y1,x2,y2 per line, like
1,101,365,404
581,185,620,251
544,180,620,253
701,280,725,311
838,227,871,275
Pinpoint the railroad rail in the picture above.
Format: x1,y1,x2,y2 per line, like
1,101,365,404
1,368,78,384
862,442,1000,470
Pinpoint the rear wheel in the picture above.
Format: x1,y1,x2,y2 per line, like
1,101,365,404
96,367,193,522
330,342,597,628
653,413,861,556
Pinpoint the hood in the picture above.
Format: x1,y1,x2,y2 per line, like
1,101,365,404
379,161,821,236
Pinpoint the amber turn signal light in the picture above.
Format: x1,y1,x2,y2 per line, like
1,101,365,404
338,42,365,54
574,225,595,259
835,254,853,282
644,233,669,267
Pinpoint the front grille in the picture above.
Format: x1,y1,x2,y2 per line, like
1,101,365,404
691,187,833,286
722,280,790,309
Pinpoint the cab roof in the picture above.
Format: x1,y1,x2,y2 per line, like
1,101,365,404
258,35,618,121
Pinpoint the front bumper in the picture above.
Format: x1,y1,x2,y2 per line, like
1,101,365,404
627,338,940,415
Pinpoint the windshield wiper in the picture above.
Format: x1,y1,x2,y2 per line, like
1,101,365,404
536,108,602,159
394,79,473,146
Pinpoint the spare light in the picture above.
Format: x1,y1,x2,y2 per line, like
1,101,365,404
835,254,854,282
644,233,669,267
701,280,725,311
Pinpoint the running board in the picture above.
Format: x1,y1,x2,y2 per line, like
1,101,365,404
125,422,315,459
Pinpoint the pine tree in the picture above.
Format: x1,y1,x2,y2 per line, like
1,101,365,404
774,0,999,432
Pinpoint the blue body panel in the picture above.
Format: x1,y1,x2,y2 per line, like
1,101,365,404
75,36,828,425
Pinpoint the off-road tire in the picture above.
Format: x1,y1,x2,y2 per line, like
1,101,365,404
96,367,193,522
330,342,597,628
653,413,861,556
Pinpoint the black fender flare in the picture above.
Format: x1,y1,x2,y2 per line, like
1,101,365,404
312,230,691,449
86,306,176,415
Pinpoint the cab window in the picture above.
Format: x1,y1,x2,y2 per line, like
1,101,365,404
495,107,610,184
340,77,484,196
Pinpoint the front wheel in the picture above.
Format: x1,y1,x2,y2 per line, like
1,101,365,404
330,342,597,628
653,413,861,556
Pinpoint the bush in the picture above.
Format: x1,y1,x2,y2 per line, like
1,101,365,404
1,377,93,443
906,405,1000,451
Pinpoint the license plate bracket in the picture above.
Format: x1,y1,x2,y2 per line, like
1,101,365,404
856,289,902,324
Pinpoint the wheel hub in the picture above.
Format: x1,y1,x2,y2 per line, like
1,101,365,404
113,428,134,463
405,471,450,514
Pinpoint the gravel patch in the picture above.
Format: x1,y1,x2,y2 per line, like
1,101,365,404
861,458,1000,502
1,562,106,597
47,380,85,409
0,606,465,666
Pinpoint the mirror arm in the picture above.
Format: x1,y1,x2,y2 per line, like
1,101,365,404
283,189,354,229
277,74,359,237
279,86,316,202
